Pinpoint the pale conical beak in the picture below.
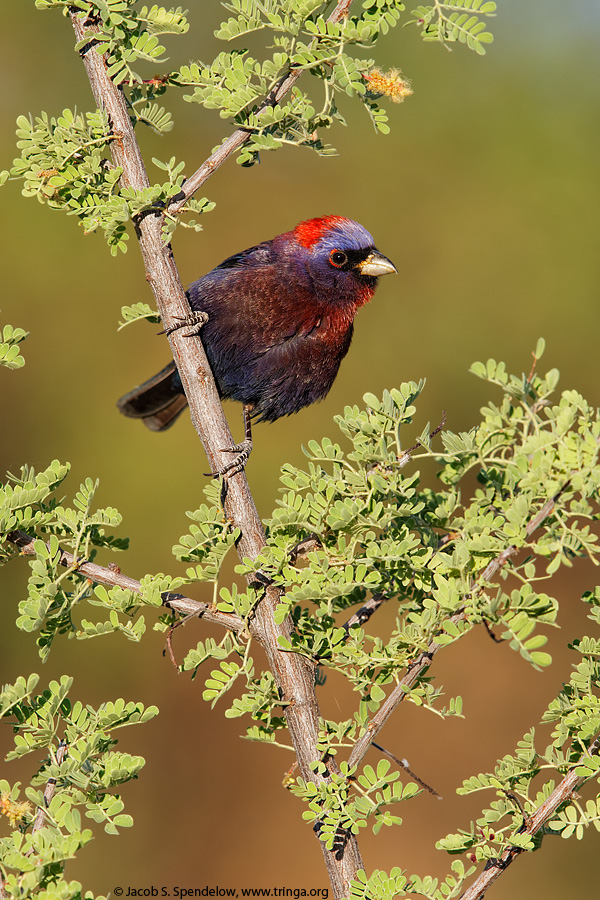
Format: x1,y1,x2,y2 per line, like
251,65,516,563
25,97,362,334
357,250,397,277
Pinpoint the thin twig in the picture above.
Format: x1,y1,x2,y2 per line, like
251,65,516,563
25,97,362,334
342,593,388,634
6,530,245,634
288,534,323,565
482,618,502,643
459,736,600,900
400,410,447,461
371,741,441,798
31,742,68,834
167,0,354,215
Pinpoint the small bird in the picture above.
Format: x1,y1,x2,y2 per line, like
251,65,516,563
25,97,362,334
117,215,396,475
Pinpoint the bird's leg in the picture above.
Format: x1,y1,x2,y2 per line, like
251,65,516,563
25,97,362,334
160,310,208,337
209,403,254,479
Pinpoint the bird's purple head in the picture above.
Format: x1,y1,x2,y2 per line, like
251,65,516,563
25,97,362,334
278,216,397,310
293,215,373,252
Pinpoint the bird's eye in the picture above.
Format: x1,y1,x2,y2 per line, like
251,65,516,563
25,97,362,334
329,250,348,268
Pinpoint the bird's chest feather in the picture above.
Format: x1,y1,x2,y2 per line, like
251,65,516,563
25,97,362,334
188,250,370,417
202,267,358,354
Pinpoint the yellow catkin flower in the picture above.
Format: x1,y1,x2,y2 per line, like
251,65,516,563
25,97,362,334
0,792,33,827
365,68,413,103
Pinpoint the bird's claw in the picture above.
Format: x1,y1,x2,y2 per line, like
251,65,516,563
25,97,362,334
206,439,253,479
160,311,208,337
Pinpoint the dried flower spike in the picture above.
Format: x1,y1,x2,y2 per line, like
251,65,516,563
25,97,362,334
365,68,413,103
0,792,33,827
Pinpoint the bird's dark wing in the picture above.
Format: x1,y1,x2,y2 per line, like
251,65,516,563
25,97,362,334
187,246,303,366
214,241,270,270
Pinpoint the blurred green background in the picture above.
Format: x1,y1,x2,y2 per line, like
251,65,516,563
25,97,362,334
2,2,600,897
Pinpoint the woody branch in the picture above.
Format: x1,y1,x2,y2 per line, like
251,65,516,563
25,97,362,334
68,4,363,896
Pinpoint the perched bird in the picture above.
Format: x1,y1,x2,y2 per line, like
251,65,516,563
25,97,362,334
117,215,396,475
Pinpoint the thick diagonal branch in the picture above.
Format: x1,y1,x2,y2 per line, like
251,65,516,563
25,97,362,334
69,6,362,896
459,735,600,900
168,0,354,214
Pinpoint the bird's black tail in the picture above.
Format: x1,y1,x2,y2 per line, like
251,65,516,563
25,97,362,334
116,361,188,432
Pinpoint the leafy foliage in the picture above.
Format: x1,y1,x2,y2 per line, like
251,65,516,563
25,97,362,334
0,324,28,370
436,625,600,861
3,108,128,252
291,758,419,847
0,674,157,900
8,4,596,900
2,0,494,252
0,461,71,545
408,1,496,55
35,1,189,84
173,0,415,165
0,107,214,253
348,860,477,900
6,341,600,894
118,301,161,330
0,465,188,660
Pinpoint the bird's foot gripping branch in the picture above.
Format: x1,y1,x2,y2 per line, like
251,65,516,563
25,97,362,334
4,343,600,900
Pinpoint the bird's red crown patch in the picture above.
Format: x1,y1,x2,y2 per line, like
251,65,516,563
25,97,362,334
293,216,350,249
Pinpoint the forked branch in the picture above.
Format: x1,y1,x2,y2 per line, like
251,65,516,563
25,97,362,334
168,0,354,214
